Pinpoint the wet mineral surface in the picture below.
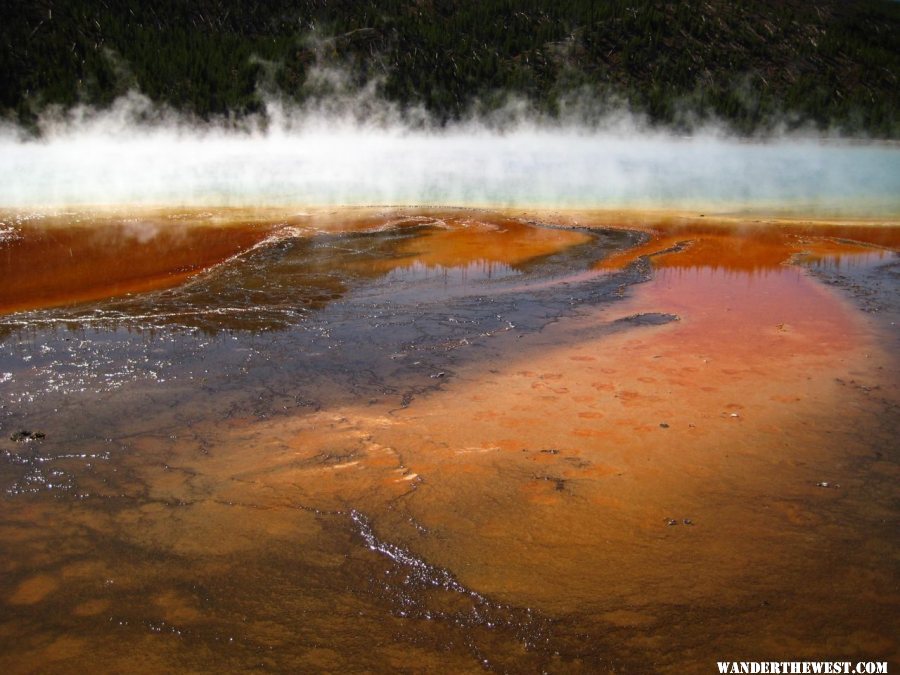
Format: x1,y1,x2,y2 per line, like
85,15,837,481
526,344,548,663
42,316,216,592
0,208,897,672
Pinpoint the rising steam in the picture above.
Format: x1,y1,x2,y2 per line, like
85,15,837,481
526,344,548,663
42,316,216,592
1,87,898,215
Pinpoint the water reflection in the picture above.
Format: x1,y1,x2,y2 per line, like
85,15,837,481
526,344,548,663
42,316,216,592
804,248,893,272
386,259,518,284
0,212,593,330
0,211,641,453
0,209,896,672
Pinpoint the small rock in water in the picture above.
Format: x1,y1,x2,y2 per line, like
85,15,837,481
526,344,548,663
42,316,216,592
815,481,840,489
659,422,670,429
10,430,45,442
540,448,560,455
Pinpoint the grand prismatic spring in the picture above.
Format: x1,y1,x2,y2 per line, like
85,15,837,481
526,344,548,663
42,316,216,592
0,126,898,673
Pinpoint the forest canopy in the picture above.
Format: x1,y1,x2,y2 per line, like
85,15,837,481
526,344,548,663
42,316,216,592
2,0,899,136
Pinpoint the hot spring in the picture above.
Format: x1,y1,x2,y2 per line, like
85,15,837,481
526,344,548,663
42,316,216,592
0,116,898,672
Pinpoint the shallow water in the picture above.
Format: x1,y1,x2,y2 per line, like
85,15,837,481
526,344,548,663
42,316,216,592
0,209,897,672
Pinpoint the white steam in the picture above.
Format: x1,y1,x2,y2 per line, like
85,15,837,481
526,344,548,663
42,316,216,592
1,92,898,214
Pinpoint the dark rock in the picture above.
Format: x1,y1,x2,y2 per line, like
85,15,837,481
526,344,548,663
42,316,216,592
9,430,45,442
612,312,680,328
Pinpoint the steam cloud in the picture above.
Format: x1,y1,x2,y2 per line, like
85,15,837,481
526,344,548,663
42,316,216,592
1,91,898,215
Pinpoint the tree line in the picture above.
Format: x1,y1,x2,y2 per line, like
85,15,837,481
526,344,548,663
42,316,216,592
1,0,898,136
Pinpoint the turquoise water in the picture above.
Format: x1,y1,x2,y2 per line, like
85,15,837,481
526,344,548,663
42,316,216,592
1,127,898,214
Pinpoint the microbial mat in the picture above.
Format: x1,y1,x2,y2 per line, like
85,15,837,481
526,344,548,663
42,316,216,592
0,206,897,672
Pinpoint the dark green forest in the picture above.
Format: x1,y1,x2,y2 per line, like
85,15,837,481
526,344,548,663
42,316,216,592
2,0,899,136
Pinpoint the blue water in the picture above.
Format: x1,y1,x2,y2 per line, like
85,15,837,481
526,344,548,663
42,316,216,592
1,127,898,214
